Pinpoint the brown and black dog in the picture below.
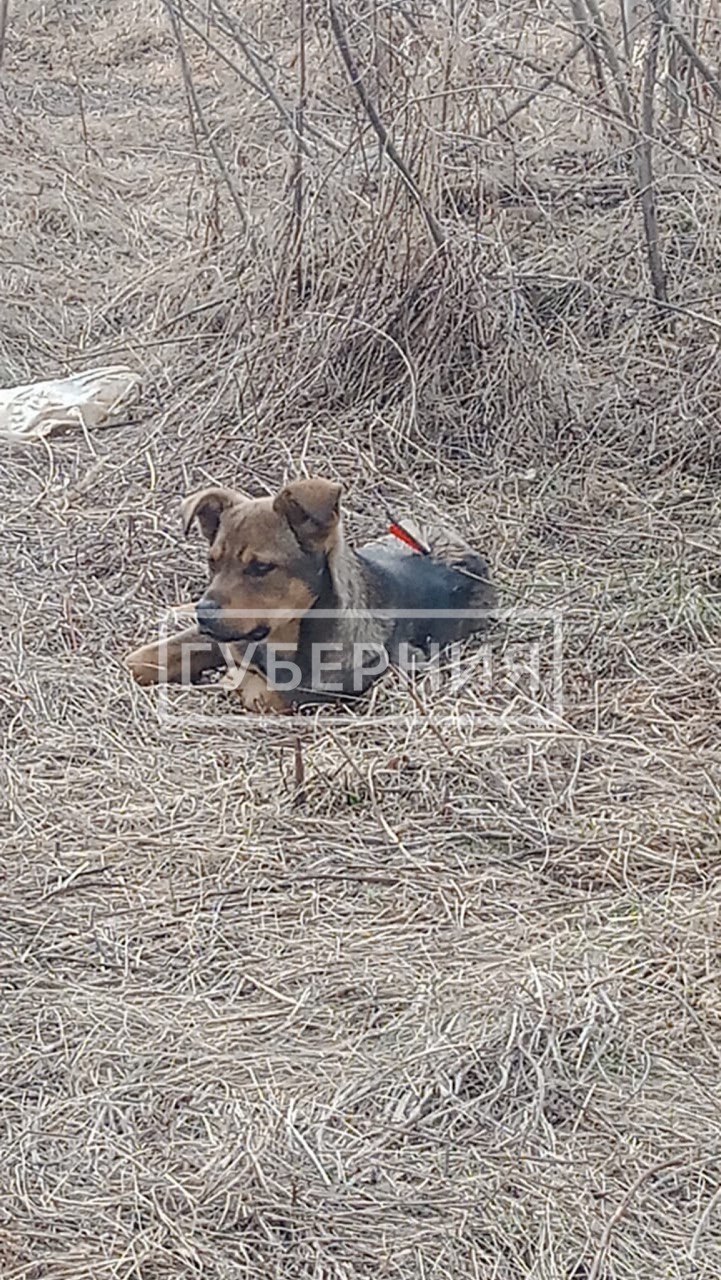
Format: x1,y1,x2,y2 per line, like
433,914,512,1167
125,478,495,711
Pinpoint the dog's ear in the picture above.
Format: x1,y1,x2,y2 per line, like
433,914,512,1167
273,478,342,550
180,487,239,542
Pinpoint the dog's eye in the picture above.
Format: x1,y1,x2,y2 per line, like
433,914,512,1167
245,560,275,578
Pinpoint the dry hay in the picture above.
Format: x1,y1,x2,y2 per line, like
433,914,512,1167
1,0,721,1276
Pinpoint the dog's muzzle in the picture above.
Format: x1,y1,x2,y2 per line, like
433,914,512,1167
196,599,270,644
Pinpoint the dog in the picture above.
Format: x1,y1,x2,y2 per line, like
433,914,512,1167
125,477,495,711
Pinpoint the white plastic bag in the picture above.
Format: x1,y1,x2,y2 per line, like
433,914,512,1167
0,365,140,441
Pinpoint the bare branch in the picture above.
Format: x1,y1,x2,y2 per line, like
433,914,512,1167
162,0,249,235
588,1160,683,1280
327,0,446,252
568,0,611,107
0,0,9,74
582,0,635,129
638,14,668,307
190,0,333,157
172,1,315,157
293,0,307,297
650,0,721,104
476,37,586,142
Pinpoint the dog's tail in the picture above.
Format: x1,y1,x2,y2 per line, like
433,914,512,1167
453,550,496,604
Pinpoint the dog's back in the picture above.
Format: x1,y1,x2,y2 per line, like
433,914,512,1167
358,539,494,653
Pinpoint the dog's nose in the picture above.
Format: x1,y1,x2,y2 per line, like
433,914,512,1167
196,597,221,633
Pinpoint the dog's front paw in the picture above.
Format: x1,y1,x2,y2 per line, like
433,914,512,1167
124,644,161,687
222,667,289,713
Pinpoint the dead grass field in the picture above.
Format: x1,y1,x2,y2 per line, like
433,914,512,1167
2,0,721,1276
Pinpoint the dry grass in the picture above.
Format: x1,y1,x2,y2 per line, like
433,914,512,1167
2,0,721,1276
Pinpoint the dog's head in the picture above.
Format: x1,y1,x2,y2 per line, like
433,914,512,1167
181,477,342,644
